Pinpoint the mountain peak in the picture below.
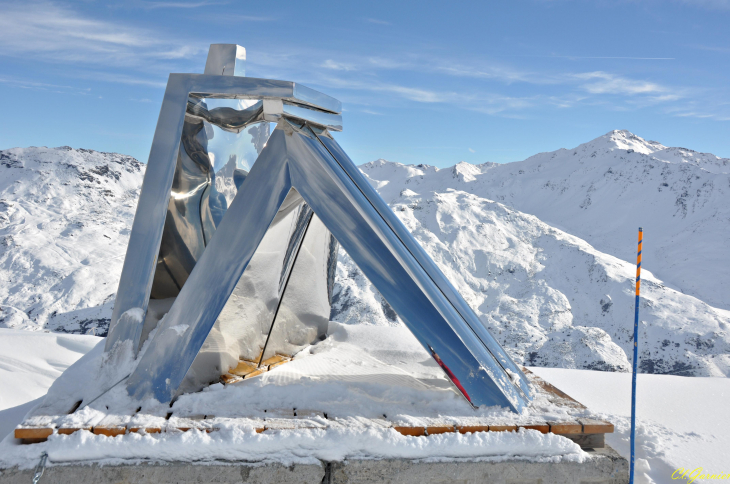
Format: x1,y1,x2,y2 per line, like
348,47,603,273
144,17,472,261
580,130,666,155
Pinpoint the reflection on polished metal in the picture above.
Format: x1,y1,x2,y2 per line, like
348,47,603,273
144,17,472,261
204,44,246,77
109,44,532,412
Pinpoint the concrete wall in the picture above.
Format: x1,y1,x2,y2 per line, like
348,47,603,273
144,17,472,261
0,446,628,484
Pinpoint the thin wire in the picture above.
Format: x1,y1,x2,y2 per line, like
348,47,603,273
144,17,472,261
258,212,314,367
79,373,131,410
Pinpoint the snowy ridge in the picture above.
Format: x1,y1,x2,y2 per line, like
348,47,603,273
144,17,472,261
0,133,728,378
335,130,730,376
358,130,730,310
331,190,730,377
0,146,143,334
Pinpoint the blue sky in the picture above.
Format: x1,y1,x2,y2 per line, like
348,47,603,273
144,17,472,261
0,0,728,167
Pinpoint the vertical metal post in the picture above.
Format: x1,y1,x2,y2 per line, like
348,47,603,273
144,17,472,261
629,227,642,484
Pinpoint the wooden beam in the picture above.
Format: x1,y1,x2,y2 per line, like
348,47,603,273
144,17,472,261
58,427,91,435
520,424,550,434
578,418,614,434
229,360,258,377
457,425,490,434
93,427,127,437
488,425,518,432
548,421,583,434
14,428,52,439
393,426,426,436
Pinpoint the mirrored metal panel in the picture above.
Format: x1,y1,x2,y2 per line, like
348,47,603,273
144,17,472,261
178,191,337,394
149,97,273,301
107,69,342,354
111,44,531,413
124,118,532,412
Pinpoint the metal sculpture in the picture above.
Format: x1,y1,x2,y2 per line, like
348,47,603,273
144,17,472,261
106,44,532,412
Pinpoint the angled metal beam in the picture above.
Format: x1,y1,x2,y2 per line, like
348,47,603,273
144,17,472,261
107,74,342,354
125,139,293,400
313,130,532,400
126,122,531,411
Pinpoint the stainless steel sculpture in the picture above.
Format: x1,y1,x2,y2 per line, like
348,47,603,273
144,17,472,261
107,44,532,412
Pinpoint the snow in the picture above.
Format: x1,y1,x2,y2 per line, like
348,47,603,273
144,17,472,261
4,424,584,469
530,367,730,484
333,187,730,377
15,323,588,429
2,136,728,378
0,324,587,469
0,146,143,335
0,133,727,475
359,130,730,311
0,329,101,441
0,327,727,482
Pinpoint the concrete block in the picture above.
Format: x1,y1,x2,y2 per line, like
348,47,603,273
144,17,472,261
0,446,628,484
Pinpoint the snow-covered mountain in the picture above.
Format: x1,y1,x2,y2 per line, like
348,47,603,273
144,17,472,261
1,132,728,377
334,131,730,377
0,146,143,334
358,130,730,310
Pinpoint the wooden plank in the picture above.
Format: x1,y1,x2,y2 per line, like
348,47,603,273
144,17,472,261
93,427,127,437
20,438,48,444
457,425,490,434
520,424,550,434
261,354,290,367
220,374,241,384
263,418,326,431
292,409,325,419
58,427,91,435
93,413,131,437
229,360,258,377
426,426,454,435
393,426,426,436
174,427,218,433
548,421,583,434
488,425,518,432
578,418,614,434
15,428,52,439
521,367,586,409
244,368,268,379
129,427,161,434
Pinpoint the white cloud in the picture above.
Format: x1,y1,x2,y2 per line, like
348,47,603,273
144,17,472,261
0,75,91,95
574,71,669,95
468,148,476,153
321,60,357,71
0,2,205,70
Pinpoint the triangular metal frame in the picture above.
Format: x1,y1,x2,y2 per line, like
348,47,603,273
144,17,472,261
108,73,532,412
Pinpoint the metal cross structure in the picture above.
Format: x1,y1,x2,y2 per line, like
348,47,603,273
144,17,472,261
105,44,533,412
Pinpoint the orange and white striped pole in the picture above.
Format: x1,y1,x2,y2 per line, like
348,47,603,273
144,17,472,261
629,228,642,484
